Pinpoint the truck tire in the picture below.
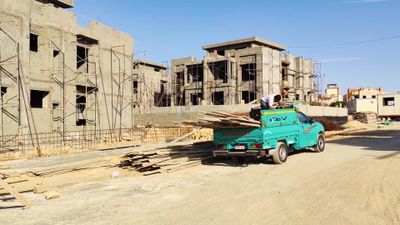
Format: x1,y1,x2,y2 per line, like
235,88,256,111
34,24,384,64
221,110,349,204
273,142,288,164
313,134,325,153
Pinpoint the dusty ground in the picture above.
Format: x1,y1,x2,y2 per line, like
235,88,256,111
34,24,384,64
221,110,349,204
0,128,399,225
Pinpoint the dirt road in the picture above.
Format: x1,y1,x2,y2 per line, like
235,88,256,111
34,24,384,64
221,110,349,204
1,129,400,225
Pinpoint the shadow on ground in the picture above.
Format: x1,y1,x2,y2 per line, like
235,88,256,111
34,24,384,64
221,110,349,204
327,129,400,160
203,149,317,167
144,129,400,170
327,129,400,152
162,140,320,167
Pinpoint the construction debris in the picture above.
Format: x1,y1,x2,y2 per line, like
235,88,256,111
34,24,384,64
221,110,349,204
119,141,214,175
111,171,120,178
183,111,261,129
353,112,377,124
45,191,60,200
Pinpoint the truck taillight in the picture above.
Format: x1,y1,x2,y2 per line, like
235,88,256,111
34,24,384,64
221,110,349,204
251,143,262,149
216,144,226,150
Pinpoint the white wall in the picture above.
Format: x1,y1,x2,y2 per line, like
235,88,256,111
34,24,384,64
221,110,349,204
296,104,348,117
378,94,400,116
348,99,377,114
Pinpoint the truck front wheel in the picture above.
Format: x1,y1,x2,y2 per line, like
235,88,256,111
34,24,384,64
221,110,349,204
313,134,325,153
273,142,288,164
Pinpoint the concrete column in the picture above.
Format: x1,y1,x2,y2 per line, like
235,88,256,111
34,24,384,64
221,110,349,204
235,55,241,104
256,52,263,100
202,57,209,105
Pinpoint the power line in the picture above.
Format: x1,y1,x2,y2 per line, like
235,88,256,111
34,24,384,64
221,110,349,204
290,35,400,49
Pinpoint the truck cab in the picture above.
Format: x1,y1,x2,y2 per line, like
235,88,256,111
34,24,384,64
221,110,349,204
213,108,325,164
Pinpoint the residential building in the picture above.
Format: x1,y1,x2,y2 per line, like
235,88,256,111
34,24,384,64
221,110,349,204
133,60,172,110
0,0,134,137
319,84,341,105
171,37,316,106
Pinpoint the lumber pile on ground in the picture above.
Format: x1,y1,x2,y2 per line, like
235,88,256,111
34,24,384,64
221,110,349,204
353,112,377,124
0,176,33,207
119,141,214,176
183,111,261,129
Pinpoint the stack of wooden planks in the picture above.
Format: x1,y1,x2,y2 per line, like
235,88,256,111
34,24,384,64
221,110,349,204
353,112,377,124
183,111,261,129
119,141,214,176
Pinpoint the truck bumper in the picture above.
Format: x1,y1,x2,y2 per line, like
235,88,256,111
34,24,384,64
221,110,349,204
213,150,267,157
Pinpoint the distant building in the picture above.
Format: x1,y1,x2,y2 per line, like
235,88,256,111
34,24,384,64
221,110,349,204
347,88,400,117
320,84,342,106
171,37,317,106
378,94,400,117
348,98,378,114
132,60,172,109
347,87,385,114
345,87,384,101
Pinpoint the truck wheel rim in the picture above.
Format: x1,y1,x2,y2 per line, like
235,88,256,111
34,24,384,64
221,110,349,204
279,146,286,159
318,137,324,149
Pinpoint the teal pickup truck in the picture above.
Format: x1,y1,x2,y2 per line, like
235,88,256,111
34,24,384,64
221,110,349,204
213,108,325,164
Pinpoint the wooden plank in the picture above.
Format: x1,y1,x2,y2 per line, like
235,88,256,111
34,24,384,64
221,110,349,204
0,187,33,196
168,128,201,144
0,178,31,207
0,201,25,208
31,163,113,177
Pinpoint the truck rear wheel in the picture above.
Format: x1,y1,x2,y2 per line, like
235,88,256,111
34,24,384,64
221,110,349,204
273,142,288,164
313,134,325,153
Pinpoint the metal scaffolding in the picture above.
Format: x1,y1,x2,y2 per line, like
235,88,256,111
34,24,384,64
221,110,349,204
0,21,41,154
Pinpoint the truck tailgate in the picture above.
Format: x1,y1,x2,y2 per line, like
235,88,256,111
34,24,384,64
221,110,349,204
214,128,263,150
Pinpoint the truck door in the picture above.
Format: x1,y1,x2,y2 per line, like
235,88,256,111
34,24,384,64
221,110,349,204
297,112,318,148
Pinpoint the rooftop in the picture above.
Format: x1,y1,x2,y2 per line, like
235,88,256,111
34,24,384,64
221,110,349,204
202,37,286,52
36,0,74,8
134,60,168,70
348,87,383,91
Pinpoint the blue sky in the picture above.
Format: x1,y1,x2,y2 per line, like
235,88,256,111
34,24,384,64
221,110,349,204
71,0,400,93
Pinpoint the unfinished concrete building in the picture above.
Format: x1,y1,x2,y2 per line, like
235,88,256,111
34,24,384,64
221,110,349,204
132,60,172,110
0,0,134,143
171,37,316,106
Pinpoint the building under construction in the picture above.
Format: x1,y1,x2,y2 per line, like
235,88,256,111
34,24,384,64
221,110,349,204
0,0,135,153
171,37,317,106
0,0,321,158
132,60,172,111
